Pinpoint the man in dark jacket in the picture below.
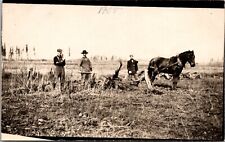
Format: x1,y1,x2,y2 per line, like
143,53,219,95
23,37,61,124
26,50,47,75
127,55,138,81
53,49,66,91
80,50,92,87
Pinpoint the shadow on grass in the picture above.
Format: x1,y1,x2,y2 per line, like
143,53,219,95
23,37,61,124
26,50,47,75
152,89,164,95
143,88,164,95
154,83,172,89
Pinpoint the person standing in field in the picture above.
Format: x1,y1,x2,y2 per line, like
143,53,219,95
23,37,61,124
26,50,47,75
53,49,66,91
127,54,139,81
80,50,92,87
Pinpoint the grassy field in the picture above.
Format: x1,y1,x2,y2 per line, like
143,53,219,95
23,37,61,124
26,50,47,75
1,60,224,140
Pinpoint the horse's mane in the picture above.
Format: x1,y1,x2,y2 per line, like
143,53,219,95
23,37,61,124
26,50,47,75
179,50,193,56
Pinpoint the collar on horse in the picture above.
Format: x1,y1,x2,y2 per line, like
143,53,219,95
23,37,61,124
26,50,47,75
176,55,183,67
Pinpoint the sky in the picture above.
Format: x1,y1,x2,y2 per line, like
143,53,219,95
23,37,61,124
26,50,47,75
2,4,224,63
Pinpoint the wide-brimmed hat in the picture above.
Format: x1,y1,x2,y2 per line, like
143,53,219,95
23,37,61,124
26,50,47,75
57,49,62,53
81,50,88,54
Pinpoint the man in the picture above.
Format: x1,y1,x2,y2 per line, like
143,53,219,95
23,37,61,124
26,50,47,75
53,49,66,91
127,54,139,81
80,50,92,87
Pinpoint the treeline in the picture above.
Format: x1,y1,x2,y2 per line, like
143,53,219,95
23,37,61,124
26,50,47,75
90,55,120,61
207,58,223,67
2,43,122,62
2,43,36,60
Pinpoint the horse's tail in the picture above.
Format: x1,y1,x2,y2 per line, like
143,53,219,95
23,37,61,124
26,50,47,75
148,58,155,68
147,58,155,77
146,59,152,80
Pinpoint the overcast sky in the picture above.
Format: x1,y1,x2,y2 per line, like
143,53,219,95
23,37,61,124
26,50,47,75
2,4,224,63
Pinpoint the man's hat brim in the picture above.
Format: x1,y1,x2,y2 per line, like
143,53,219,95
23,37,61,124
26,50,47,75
81,50,88,54
57,49,62,52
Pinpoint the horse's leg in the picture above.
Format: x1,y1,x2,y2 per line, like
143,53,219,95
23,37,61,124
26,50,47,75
172,75,179,89
151,69,158,83
147,68,153,80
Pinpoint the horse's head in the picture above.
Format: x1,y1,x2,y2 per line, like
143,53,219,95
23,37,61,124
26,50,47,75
186,50,195,67
178,50,195,67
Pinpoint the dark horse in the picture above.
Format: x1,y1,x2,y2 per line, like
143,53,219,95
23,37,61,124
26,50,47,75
147,50,195,89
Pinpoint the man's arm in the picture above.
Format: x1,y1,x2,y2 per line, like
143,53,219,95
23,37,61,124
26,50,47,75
60,59,65,66
80,59,83,67
79,59,83,71
135,61,138,71
54,56,65,66
88,58,92,71
61,54,66,66
53,57,58,65
127,61,132,74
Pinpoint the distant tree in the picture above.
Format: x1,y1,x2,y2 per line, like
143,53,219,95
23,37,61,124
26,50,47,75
21,48,24,60
18,48,21,58
26,44,29,60
4,43,6,57
33,47,36,57
93,56,98,61
111,56,114,61
26,44,28,53
18,48,21,59
2,43,6,57
100,56,103,61
15,46,20,60
68,47,71,57
210,58,214,63
9,47,14,60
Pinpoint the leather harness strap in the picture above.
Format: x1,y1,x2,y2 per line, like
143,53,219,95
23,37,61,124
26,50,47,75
176,55,183,67
160,56,183,71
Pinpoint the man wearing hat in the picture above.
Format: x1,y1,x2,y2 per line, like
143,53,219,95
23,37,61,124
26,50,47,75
80,50,92,87
53,49,66,91
127,54,139,81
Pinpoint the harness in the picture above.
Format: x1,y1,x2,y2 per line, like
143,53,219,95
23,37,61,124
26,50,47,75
148,55,183,72
160,55,183,71
176,55,183,67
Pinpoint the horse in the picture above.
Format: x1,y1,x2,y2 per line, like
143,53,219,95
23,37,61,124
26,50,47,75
147,50,195,89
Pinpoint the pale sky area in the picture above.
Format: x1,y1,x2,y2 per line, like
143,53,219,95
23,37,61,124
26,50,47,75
2,4,224,63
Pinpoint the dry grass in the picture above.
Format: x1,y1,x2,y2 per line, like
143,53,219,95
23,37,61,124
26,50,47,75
1,61,224,140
